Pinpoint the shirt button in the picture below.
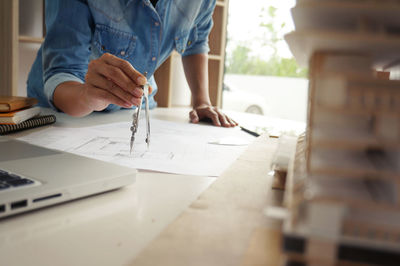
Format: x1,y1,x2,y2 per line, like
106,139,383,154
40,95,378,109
187,40,192,46
120,51,126,56
155,22,159,26
181,49,185,53
152,57,156,61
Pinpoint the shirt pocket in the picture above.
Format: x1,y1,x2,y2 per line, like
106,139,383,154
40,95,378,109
175,27,198,55
93,24,137,59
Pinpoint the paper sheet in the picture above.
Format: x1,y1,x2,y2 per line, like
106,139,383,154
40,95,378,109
18,118,255,177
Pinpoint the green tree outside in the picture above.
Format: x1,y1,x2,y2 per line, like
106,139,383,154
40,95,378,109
225,6,307,78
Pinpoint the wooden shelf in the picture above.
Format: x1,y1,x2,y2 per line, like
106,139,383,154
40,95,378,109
209,5,224,56
216,1,226,7
155,0,229,108
208,54,223,60
19,35,44,44
0,0,19,96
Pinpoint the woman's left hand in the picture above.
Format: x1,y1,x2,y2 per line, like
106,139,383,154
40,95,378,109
189,104,238,127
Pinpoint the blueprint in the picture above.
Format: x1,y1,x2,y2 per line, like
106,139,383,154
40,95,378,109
18,118,255,177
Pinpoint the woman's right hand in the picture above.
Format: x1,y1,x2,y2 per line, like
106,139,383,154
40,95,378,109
53,53,149,116
83,53,148,111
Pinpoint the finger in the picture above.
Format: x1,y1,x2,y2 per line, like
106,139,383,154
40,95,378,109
225,115,238,127
91,60,143,99
226,116,238,127
214,109,234,127
100,53,147,86
216,112,230,127
106,83,142,107
206,108,221,127
88,84,132,110
189,110,199,123
88,74,142,106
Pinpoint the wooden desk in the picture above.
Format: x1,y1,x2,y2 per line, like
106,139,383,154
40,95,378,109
0,107,287,266
132,133,284,266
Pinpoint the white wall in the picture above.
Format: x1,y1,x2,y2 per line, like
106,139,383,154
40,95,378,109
170,53,192,107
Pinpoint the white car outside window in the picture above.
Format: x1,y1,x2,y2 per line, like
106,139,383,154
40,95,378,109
222,82,269,115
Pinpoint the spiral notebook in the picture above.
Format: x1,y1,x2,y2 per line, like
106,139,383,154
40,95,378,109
0,115,56,135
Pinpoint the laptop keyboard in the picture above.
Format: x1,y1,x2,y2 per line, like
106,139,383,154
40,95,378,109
0,169,35,191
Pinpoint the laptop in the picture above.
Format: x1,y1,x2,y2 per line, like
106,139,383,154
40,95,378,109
0,137,136,218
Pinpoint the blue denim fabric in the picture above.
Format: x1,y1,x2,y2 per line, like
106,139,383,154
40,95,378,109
27,0,216,111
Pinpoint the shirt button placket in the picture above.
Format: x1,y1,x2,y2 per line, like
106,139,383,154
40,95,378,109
151,18,161,69
154,21,160,61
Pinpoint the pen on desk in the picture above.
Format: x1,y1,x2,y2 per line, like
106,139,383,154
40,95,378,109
240,126,260,137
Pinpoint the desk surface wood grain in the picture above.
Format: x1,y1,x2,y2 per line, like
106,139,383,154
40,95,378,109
132,135,284,266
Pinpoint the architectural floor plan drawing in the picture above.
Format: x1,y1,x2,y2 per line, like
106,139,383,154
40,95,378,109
18,118,255,177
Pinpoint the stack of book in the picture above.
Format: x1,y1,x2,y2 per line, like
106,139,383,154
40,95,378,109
0,96,56,135
281,1,400,265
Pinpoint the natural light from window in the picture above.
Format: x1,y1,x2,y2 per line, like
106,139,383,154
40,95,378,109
223,0,308,124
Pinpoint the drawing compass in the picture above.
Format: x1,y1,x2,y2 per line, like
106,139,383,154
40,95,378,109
130,72,151,154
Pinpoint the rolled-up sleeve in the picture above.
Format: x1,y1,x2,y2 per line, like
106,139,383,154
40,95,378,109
182,0,216,57
42,0,93,108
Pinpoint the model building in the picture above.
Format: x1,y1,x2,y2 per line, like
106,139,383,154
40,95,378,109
282,0,400,265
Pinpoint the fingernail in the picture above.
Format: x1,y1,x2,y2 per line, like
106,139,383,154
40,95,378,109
137,76,146,85
133,87,143,97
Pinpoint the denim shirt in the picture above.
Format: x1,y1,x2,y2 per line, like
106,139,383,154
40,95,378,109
27,0,216,111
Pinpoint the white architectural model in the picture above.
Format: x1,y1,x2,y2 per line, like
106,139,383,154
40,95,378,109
282,1,400,265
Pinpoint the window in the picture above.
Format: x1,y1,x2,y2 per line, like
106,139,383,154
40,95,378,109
223,0,308,124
